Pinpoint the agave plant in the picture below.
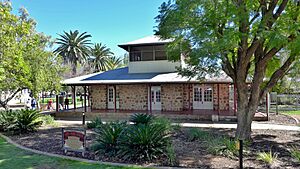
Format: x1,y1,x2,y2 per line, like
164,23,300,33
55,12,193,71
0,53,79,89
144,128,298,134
91,121,126,156
118,123,171,161
129,113,154,125
15,109,43,133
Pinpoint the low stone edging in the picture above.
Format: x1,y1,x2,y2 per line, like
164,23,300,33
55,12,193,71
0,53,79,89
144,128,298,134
0,133,181,169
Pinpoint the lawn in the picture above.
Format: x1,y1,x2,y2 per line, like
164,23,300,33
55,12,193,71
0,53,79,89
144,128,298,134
282,110,300,115
0,137,139,169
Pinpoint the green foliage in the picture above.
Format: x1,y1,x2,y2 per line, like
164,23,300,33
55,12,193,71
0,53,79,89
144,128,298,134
105,56,124,70
0,110,18,132
207,137,239,158
91,121,126,156
54,30,92,75
196,132,251,159
150,116,173,133
15,109,43,133
39,115,57,127
257,150,278,164
290,147,300,162
86,117,102,129
166,144,177,166
0,109,42,134
187,128,212,141
129,113,154,125
0,2,63,107
90,43,114,72
118,124,171,161
155,0,300,139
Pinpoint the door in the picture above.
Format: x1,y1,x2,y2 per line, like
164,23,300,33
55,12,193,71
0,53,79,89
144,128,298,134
150,86,161,111
107,86,119,109
193,84,213,109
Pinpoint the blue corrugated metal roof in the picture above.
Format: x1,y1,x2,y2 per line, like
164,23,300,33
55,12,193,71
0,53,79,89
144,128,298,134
83,67,161,81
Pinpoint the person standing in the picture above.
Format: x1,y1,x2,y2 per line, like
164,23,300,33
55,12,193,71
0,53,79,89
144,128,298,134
47,99,53,110
31,98,37,110
64,97,69,110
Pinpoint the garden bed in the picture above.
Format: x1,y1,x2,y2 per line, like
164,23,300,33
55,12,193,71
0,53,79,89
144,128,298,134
5,126,300,169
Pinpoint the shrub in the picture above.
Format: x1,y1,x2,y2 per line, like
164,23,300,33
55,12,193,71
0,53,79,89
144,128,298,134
166,144,177,166
118,123,171,161
207,136,239,158
130,113,154,125
91,121,126,156
39,115,57,127
15,109,43,133
151,116,173,133
257,150,278,164
187,128,212,141
0,110,18,132
291,147,300,162
87,117,102,129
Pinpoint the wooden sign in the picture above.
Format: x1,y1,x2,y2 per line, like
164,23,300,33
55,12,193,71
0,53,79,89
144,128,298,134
62,128,86,156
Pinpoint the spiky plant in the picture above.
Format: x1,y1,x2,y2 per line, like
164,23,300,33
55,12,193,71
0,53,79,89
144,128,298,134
15,109,43,133
129,113,154,125
118,124,171,162
91,121,126,156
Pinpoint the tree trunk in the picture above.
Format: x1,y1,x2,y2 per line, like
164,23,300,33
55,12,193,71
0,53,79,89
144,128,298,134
236,105,255,140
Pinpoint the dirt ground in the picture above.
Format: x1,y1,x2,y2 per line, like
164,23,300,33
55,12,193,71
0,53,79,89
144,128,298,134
256,113,298,125
6,124,300,169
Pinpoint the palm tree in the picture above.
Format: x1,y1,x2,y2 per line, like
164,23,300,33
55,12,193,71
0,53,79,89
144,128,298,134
105,56,124,70
90,43,113,72
54,30,91,76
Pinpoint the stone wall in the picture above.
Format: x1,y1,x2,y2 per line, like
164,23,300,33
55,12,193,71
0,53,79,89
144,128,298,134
118,84,148,110
213,84,230,111
182,84,193,110
90,85,107,109
161,84,184,111
89,83,230,112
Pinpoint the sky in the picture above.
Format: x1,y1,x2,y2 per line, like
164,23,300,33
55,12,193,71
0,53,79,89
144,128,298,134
11,0,166,56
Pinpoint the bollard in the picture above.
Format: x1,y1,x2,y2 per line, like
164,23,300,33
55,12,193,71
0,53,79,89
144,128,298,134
82,112,85,125
239,139,243,169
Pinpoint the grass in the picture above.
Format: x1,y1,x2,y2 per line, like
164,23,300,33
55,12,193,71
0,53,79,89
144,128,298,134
281,110,300,115
0,137,143,169
257,151,278,165
290,147,300,162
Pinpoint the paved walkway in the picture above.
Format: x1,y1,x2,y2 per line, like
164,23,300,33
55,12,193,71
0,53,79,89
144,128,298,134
55,120,300,131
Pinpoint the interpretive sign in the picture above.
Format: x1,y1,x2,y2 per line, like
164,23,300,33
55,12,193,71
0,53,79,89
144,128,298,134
62,128,86,156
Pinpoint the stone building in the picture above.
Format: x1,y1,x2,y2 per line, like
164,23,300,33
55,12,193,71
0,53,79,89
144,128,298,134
63,35,236,117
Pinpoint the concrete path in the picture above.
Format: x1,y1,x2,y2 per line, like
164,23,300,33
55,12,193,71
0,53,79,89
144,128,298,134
55,120,300,131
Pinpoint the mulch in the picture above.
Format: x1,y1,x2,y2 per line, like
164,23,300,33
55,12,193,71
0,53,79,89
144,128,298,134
5,126,300,169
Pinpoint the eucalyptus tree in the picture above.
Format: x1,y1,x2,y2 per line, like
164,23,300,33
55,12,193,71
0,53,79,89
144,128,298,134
0,2,63,108
90,43,114,72
156,0,300,139
54,30,92,76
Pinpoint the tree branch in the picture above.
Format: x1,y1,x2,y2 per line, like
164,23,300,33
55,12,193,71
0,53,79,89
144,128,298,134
222,54,236,80
273,0,288,20
0,88,22,109
260,54,296,99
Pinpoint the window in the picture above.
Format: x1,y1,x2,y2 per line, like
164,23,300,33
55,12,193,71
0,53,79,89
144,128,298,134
156,90,161,102
155,51,167,60
108,88,114,102
204,87,212,102
194,87,202,101
151,91,155,102
129,45,167,62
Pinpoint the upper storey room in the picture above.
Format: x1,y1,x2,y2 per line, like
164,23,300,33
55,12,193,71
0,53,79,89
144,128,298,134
118,35,181,74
